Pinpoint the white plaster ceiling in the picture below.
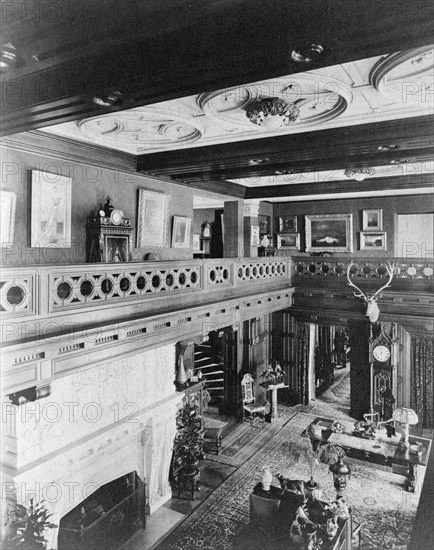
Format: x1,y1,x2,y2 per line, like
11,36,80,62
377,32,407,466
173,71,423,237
229,161,434,187
40,46,434,156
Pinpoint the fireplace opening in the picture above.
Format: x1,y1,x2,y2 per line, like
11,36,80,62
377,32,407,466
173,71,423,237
58,472,145,550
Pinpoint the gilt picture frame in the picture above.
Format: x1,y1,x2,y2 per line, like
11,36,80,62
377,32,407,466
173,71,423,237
31,170,72,248
0,191,17,245
360,231,387,250
277,232,300,250
172,216,191,248
137,189,170,248
305,214,353,253
363,209,383,231
277,215,297,232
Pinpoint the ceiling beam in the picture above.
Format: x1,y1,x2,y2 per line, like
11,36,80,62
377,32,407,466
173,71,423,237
137,116,434,181
1,0,433,135
246,174,434,200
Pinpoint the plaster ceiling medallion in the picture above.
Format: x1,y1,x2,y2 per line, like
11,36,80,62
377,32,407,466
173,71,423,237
198,74,351,131
370,46,434,103
76,110,205,147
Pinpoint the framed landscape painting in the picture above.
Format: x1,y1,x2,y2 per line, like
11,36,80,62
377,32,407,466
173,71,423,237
277,232,300,250
137,189,170,248
305,214,353,253
360,231,387,250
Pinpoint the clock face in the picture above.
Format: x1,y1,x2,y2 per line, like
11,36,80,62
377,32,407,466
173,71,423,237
373,345,391,362
110,210,123,225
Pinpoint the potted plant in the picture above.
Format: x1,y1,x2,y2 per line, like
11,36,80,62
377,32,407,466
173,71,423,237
172,399,205,479
4,499,57,549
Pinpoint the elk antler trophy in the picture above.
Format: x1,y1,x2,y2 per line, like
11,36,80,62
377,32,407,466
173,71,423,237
346,263,395,323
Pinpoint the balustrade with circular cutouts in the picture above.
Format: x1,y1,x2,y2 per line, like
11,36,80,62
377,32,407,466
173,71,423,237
51,266,201,308
293,257,434,281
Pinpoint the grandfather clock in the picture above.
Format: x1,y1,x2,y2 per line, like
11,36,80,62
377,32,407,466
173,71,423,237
369,323,396,416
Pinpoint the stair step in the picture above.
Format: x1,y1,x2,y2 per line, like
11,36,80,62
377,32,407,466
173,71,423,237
207,387,224,392
195,363,223,370
195,356,214,363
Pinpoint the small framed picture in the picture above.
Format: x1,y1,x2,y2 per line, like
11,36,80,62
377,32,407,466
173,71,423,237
362,209,383,231
258,215,270,235
172,216,192,248
251,225,260,246
104,235,129,262
277,216,297,232
277,232,300,249
0,191,16,245
193,233,201,252
360,231,387,250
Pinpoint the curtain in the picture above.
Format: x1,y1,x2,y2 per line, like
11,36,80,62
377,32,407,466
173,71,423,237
411,335,434,428
297,322,310,405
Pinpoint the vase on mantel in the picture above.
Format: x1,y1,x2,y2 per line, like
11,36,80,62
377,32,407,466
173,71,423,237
261,466,273,491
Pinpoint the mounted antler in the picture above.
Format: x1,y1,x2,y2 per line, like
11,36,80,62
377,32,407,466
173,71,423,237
346,263,395,323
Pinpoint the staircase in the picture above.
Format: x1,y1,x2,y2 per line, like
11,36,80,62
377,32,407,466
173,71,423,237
194,344,224,408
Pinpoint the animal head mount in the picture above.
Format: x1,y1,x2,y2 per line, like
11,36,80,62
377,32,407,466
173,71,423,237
346,263,395,323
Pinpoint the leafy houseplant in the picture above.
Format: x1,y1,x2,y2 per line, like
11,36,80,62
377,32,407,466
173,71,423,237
4,499,57,549
172,399,205,479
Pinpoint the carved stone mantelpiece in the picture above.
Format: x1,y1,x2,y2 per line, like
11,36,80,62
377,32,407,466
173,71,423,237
3,342,183,549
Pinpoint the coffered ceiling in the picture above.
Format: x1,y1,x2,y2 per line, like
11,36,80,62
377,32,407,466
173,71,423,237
1,0,433,204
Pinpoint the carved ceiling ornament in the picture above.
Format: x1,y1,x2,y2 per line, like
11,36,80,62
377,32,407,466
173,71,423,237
76,109,206,148
42,48,432,155
371,45,434,103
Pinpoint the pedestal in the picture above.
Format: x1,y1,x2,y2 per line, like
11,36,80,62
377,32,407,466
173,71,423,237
267,384,288,421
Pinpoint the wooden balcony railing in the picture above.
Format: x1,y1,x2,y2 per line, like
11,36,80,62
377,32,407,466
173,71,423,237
0,256,291,320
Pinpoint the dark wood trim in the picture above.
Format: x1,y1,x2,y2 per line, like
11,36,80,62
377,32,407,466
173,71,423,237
2,1,433,135
0,131,137,172
138,116,434,181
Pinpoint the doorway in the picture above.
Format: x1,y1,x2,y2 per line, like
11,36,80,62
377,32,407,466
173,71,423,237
310,323,351,417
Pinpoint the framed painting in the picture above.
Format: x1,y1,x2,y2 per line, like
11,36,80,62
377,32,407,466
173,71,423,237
360,231,387,250
137,189,170,248
363,209,383,231
193,233,201,252
172,216,191,248
251,225,260,246
277,215,297,233
104,235,129,262
0,191,16,245
277,232,300,249
31,170,72,247
258,214,270,235
305,214,353,253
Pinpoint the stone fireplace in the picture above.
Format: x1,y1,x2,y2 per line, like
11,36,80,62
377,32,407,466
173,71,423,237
2,343,182,549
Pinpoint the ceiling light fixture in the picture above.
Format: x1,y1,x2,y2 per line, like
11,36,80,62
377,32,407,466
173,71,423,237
0,45,25,72
91,91,133,110
344,167,376,181
246,97,300,130
290,43,324,64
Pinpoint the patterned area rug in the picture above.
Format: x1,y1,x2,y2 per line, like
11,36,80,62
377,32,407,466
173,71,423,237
206,407,299,466
155,412,425,550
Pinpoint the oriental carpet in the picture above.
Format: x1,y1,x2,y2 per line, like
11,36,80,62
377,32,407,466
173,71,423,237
155,411,426,550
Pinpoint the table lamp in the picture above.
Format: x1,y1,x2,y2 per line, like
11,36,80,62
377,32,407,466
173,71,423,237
393,407,418,448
